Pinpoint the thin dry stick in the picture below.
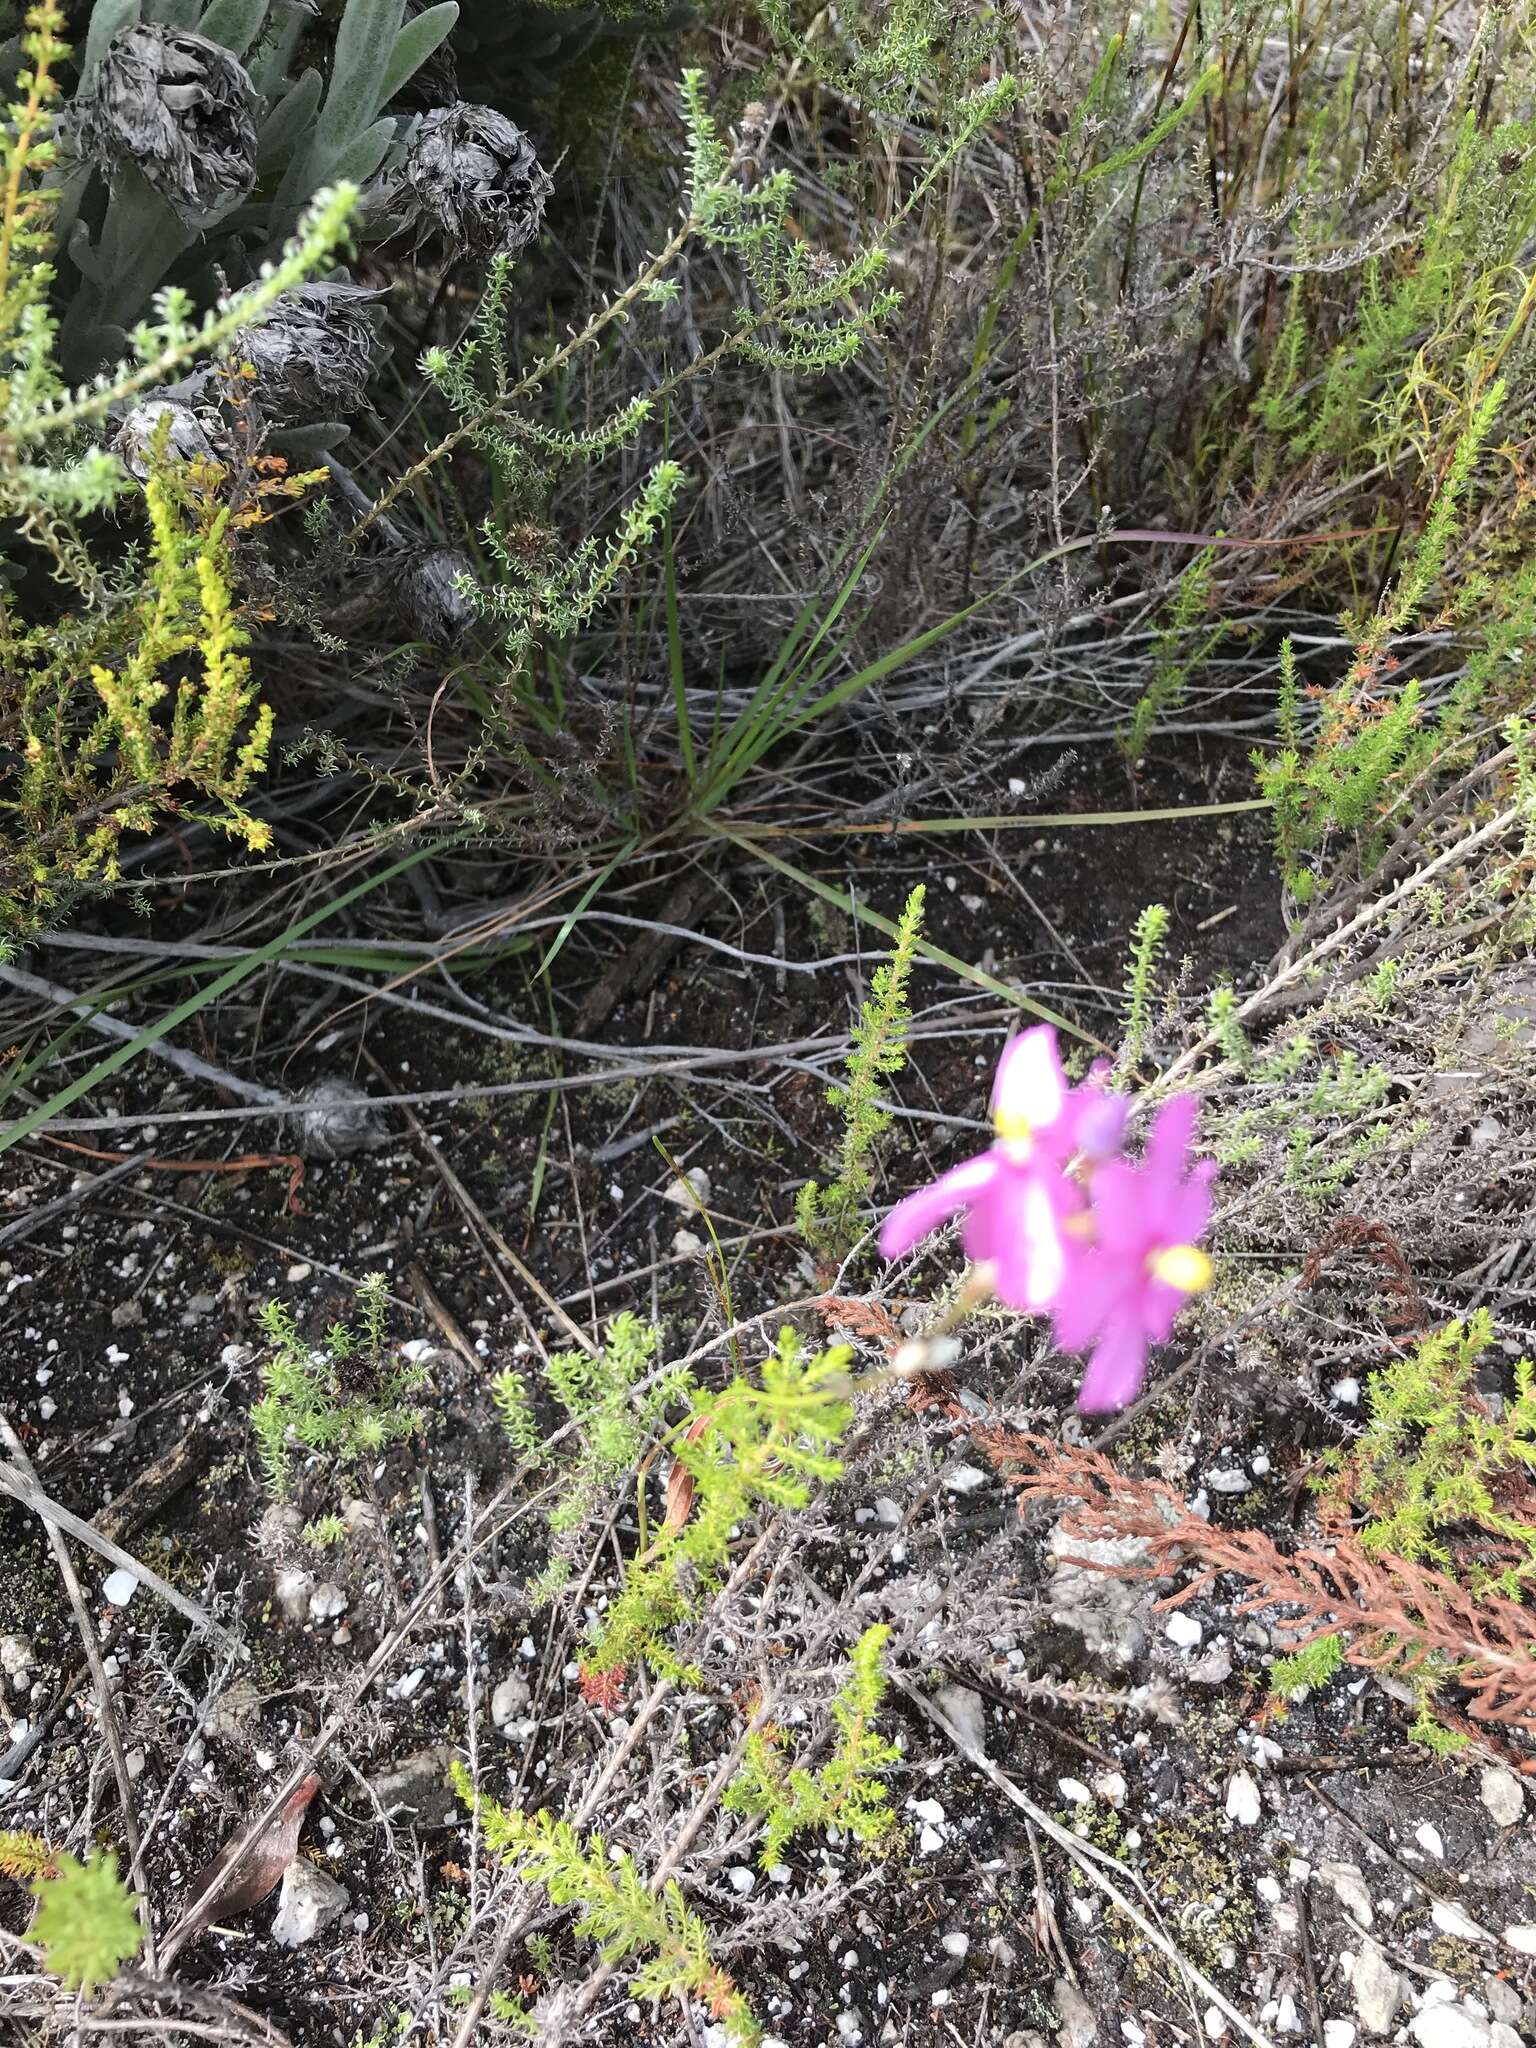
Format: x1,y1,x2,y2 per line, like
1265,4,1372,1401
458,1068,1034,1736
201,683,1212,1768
157,1477,520,1971
362,1048,591,1358
896,1676,1279,2048
1156,801,1522,1098
0,1416,158,1973
0,963,288,1107
0,1456,238,1650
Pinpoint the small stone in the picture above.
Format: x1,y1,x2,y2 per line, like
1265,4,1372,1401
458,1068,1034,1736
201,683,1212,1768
392,1667,425,1701
1224,1770,1261,1825
942,1462,989,1496
1503,1924,1536,1955
101,1568,139,1606
911,1798,945,1825
1415,1821,1445,1860
1321,1861,1375,1928
1257,1877,1283,1906
1481,1982,1522,2027
1431,1899,1489,1943
1188,1643,1234,1686
1324,2026,1356,2048
1204,2008,1228,2040
1349,1942,1404,2035
294,1079,386,1159
671,1229,704,1256
1093,1771,1127,1808
662,1166,711,1208
275,1566,313,1622
918,1825,944,1856
286,1262,312,1283
367,1745,459,1828
308,1582,348,1623
1330,1377,1361,1405
941,1931,969,1958
1165,1611,1203,1650
727,1867,755,1895
1407,2007,1492,2048
1047,1521,1157,1665
0,1636,33,1679
271,1861,348,1947
1058,1778,1092,1805
1052,1978,1097,2048
1206,1468,1250,1494
932,1683,987,1754
491,1675,532,1730
1479,1768,1524,1828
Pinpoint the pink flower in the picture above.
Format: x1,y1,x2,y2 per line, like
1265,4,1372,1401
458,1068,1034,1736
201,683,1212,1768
1051,1093,1216,1414
878,1027,1125,1312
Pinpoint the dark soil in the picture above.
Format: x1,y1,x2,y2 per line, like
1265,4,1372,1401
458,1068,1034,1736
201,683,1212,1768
4,741,1532,2047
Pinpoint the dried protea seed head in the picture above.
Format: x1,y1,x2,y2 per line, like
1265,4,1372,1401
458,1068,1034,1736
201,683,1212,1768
397,104,552,259
293,1079,388,1160
75,25,258,223
110,396,224,481
226,284,385,426
390,545,479,646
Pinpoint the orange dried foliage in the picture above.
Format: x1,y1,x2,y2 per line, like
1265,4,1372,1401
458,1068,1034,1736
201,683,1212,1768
986,1432,1536,1745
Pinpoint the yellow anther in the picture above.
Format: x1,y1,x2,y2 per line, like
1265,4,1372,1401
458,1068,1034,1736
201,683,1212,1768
1149,1244,1213,1294
993,1107,1033,1144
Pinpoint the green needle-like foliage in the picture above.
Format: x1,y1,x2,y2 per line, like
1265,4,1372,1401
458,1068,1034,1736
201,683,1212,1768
585,1328,854,1681
451,1763,760,2046
29,1849,142,1993
1322,1312,1536,1598
251,1272,428,1498
797,881,924,1259
0,5,356,933
725,1625,900,1868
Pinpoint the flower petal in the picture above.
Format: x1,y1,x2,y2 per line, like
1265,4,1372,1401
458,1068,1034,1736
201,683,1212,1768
992,1174,1068,1311
1144,1093,1201,1190
1082,1157,1145,1253
878,1153,998,1261
1075,1313,1149,1414
1050,1246,1116,1351
1072,1087,1129,1163
992,1025,1066,1134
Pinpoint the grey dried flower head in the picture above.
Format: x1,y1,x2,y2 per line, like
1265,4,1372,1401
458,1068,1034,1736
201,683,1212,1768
397,104,552,259
227,284,386,426
293,1079,388,1160
390,545,480,646
75,25,258,223
110,395,224,482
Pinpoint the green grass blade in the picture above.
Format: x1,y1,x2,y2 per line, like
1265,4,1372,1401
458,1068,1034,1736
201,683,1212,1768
536,836,641,980
712,827,1107,1051
0,843,439,1158
663,515,696,786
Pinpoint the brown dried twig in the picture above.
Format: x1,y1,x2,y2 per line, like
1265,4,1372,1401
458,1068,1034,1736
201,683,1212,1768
958,1430,1536,1745
1300,1215,1429,1337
